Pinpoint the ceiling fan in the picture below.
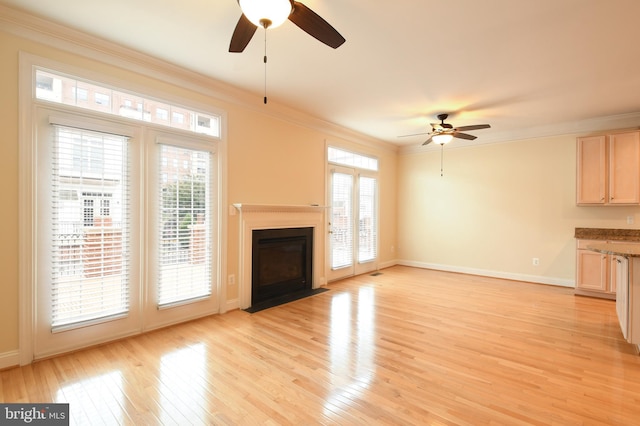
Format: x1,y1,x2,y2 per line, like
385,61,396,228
228,0,346,53
401,114,491,146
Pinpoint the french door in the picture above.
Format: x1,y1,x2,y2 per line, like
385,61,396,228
34,111,142,359
33,109,219,359
328,166,378,282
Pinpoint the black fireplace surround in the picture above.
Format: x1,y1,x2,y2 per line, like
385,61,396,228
251,227,314,307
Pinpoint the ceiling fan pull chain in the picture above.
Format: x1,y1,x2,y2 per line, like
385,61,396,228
263,29,268,104
440,144,444,177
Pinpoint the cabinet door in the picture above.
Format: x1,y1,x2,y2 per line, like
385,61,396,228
576,249,608,292
609,131,640,204
576,136,606,204
616,256,629,340
609,254,618,293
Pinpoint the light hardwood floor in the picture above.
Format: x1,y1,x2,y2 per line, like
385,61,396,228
3,266,640,425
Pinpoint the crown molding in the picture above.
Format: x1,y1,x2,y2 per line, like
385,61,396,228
0,4,396,154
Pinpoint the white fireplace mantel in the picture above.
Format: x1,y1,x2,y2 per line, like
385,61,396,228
234,203,327,309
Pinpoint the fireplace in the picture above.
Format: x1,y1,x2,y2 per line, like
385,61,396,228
233,203,325,311
252,227,313,306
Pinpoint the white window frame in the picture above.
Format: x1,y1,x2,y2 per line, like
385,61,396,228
18,53,228,365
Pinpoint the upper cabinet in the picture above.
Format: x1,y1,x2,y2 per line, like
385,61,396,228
609,132,640,204
577,135,606,204
577,131,640,205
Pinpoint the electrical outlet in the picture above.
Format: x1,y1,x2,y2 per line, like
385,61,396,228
228,274,235,285
627,216,634,225
532,258,540,266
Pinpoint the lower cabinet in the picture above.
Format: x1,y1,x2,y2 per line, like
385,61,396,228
615,256,630,341
615,255,640,345
575,240,640,299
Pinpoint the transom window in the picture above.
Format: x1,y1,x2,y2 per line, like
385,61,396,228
328,146,379,171
34,69,221,138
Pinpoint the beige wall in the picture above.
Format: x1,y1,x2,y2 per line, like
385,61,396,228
0,32,21,359
398,135,640,283
0,25,397,357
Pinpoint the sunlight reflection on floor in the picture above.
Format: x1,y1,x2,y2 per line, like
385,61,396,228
324,287,376,418
56,370,125,425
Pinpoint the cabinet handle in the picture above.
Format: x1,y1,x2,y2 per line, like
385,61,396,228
617,259,622,264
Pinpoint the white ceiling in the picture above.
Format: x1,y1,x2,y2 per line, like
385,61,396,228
4,0,640,148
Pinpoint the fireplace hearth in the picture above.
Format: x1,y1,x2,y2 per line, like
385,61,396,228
251,227,313,306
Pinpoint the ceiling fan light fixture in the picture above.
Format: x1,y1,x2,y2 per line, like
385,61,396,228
432,133,453,145
239,0,292,28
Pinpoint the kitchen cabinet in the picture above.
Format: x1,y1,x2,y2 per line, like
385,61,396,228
575,239,640,299
576,135,606,204
576,131,640,205
614,255,640,345
615,255,631,341
576,239,614,298
586,243,640,347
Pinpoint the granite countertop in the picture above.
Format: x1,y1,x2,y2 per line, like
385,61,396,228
586,242,640,257
575,228,640,242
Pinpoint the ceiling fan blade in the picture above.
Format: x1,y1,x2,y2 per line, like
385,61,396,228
398,132,430,138
453,132,478,140
454,124,491,132
289,1,345,49
422,136,434,146
229,14,258,53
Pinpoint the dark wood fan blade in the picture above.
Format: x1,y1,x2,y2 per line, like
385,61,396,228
398,132,430,138
422,136,434,145
454,124,491,132
453,132,477,140
289,1,345,48
229,14,258,53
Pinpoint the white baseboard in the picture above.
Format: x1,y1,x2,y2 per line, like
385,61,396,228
397,260,575,288
378,259,399,270
0,350,20,370
225,298,239,312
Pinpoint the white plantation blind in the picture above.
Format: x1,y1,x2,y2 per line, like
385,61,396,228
331,171,354,269
358,176,378,263
158,144,212,307
51,125,130,330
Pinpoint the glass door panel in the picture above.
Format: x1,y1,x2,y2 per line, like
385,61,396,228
328,169,355,281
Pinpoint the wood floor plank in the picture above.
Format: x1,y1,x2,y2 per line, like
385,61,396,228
3,265,640,424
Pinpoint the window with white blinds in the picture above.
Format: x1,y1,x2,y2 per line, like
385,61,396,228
331,171,354,269
51,125,130,330
358,176,378,263
157,144,212,307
